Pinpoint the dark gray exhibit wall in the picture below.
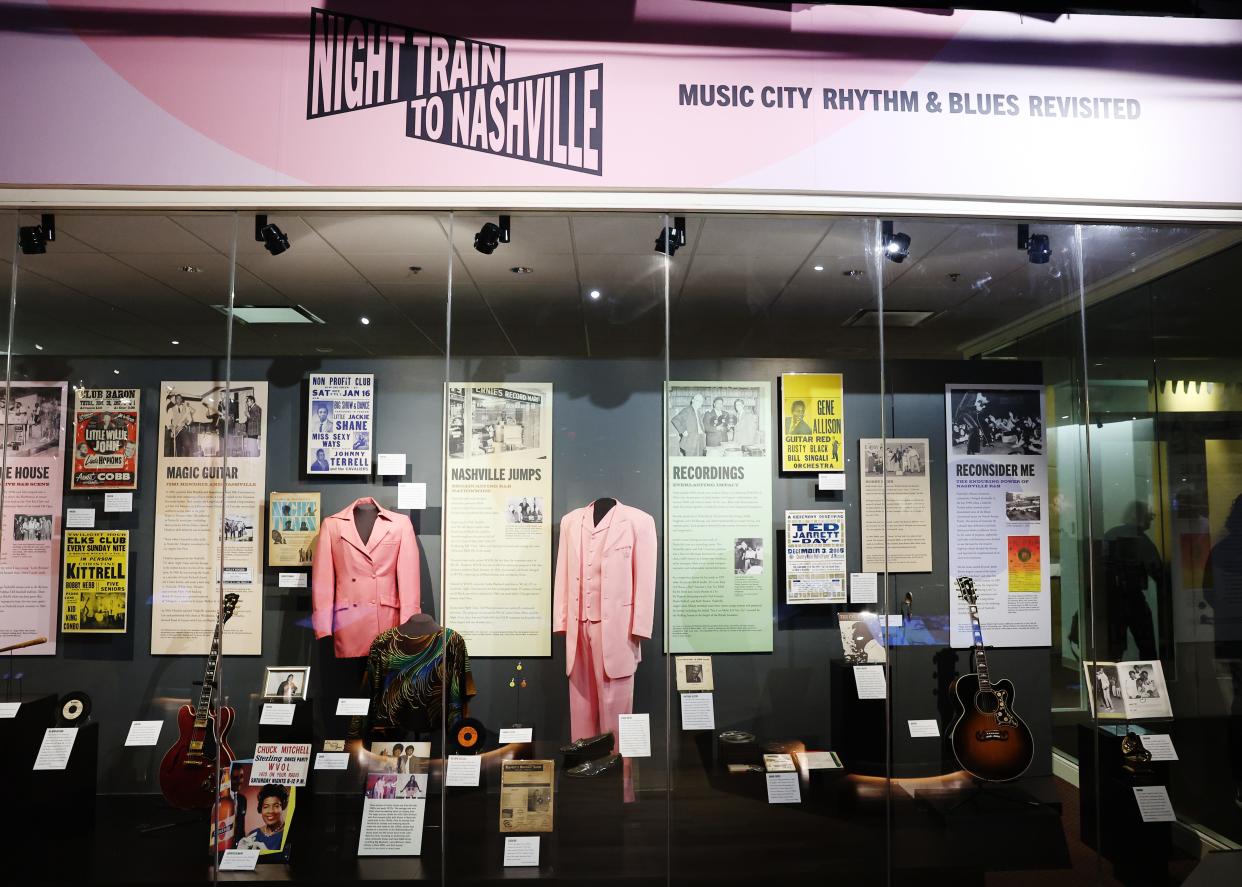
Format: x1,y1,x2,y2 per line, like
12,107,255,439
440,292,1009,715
9,350,1052,793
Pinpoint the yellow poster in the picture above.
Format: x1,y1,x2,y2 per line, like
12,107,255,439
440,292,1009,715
780,373,844,472
61,529,129,634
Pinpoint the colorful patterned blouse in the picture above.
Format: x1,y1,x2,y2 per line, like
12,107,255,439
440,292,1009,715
356,627,476,735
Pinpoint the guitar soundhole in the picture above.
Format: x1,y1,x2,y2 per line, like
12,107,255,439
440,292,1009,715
974,691,999,714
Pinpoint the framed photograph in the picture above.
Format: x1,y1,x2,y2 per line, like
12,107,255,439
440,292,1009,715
675,655,714,692
262,666,310,702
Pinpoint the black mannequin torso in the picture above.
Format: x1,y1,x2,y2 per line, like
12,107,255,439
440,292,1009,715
354,501,379,544
593,498,617,526
398,612,439,636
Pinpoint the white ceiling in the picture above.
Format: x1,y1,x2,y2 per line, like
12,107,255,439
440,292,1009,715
0,211,1231,360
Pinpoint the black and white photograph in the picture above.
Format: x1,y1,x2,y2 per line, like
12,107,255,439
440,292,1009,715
464,386,544,457
667,384,767,458
949,388,1043,456
863,440,927,477
838,612,887,664
506,496,544,524
1,387,63,456
310,400,335,435
525,786,551,814
734,537,764,575
684,663,703,685
261,666,310,702
1005,492,1042,522
162,384,263,458
78,591,126,630
224,515,255,542
1123,663,1163,701
13,513,53,541
1088,663,1123,716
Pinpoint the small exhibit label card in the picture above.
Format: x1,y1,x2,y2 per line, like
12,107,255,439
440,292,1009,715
849,572,878,604
397,482,426,510
315,752,350,770
853,665,887,699
797,751,842,770
33,727,78,770
260,702,297,725
251,743,312,786
680,692,715,731
376,453,406,476
1138,734,1178,761
336,697,370,716
498,727,533,744
104,491,133,512
124,720,164,746
66,508,95,528
763,753,796,772
218,849,261,871
817,473,846,491
908,719,940,738
1133,786,1177,822
503,836,540,867
766,772,801,804
278,572,308,588
445,754,482,787
618,713,652,758
0,702,21,718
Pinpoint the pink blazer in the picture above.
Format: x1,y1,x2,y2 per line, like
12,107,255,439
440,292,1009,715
553,501,657,680
311,498,420,658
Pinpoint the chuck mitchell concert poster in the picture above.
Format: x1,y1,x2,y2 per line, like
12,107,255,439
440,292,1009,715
780,373,844,473
306,373,373,475
666,381,773,653
945,385,1050,648
0,382,67,655
152,382,268,655
71,388,140,490
443,383,552,657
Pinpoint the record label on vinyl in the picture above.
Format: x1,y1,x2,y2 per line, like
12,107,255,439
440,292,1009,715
58,691,92,726
453,718,486,753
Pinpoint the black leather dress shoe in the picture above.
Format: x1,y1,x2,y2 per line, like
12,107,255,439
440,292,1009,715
565,754,621,778
560,732,613,758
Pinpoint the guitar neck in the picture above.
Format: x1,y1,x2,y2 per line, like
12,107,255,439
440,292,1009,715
193,612,226,731
968,603,992,692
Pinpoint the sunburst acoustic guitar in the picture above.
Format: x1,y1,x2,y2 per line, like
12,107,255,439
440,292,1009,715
949,577,1034,782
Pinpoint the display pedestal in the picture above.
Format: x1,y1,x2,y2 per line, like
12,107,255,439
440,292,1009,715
259,697,315,743
830,662,885,776
0,694,56,827
30,720,99,822
1077,723,1173,887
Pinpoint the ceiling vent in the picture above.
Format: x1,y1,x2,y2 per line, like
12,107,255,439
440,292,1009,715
211,304,325,324
844,309,936,328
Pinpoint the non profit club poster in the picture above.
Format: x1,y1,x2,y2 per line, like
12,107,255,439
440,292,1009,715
0,381,68,655
71,387,140,490
61,530,129,634
666,381,773,653
152,382,267,655
780,373,844,473
307,373,373,475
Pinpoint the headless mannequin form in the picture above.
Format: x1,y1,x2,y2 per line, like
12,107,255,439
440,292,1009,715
398,612,439,636
354,500,379,544
593,497,617,526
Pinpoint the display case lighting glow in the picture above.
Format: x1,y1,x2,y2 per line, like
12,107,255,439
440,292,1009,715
588,289,601,300
360,316,371,325
813,264,824,271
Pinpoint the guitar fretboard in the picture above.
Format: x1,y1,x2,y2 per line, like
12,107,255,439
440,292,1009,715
968,602,992,692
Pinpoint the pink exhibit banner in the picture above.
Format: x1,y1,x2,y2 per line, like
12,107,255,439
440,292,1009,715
0,382,68,656
1,1,1241,205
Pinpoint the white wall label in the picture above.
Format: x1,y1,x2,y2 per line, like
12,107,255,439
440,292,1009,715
376,453,407,476
33,727,78,770
498,727,533,744
335,697,370,716
766,772,801,803
907,719,940,738
618,713,652,758
397,482,426,510
218,849,261,871
0,702,21,718
1133,786,1176,822
278,572,308,588
259,702,296,725
1138,734,1178,761
66,508,95,528
849,572,878,604
853,665,887,699
315,752,350,770
503,836,540,867
445,754,482,787
124,720,164,746
680,692,715,730
104,492,133,512
817,473,846,491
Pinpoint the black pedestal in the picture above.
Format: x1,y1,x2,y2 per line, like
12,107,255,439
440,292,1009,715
0,694,57,826
1077,724,1173,887
30,720,99,821
830,661,885,776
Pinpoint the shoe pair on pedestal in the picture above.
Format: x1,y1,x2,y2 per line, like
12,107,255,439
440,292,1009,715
560,732,619,777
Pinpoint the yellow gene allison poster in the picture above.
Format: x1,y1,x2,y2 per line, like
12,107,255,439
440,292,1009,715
780,373,844,472
61,530,129,634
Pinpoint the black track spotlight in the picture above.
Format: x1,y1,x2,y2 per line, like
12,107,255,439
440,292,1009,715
654,216,687,256
1017,224,1051,264
881,221,911,264
473,215,511,255
18,214,55,255
255,214,290,256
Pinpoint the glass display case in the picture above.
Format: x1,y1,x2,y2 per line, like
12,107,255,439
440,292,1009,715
3,208,1241,886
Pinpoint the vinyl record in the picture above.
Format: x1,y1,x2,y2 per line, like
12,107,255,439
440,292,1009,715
453,718,486,754
58,690,92,726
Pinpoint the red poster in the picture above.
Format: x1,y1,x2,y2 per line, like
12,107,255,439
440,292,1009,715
71,388,140,491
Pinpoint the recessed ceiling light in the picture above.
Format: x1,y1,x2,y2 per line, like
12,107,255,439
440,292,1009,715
34,343,43,351
359,316,371,325
510,266,534,275
588,289,601,300
113,369,120,375
170,340,180,345
813,265,825,272
180,265,202,273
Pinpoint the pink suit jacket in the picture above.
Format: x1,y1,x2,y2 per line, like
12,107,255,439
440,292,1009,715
311,498,421,658
553,501,657,680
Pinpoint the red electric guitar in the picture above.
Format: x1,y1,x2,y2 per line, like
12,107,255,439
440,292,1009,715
159,592,239,809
